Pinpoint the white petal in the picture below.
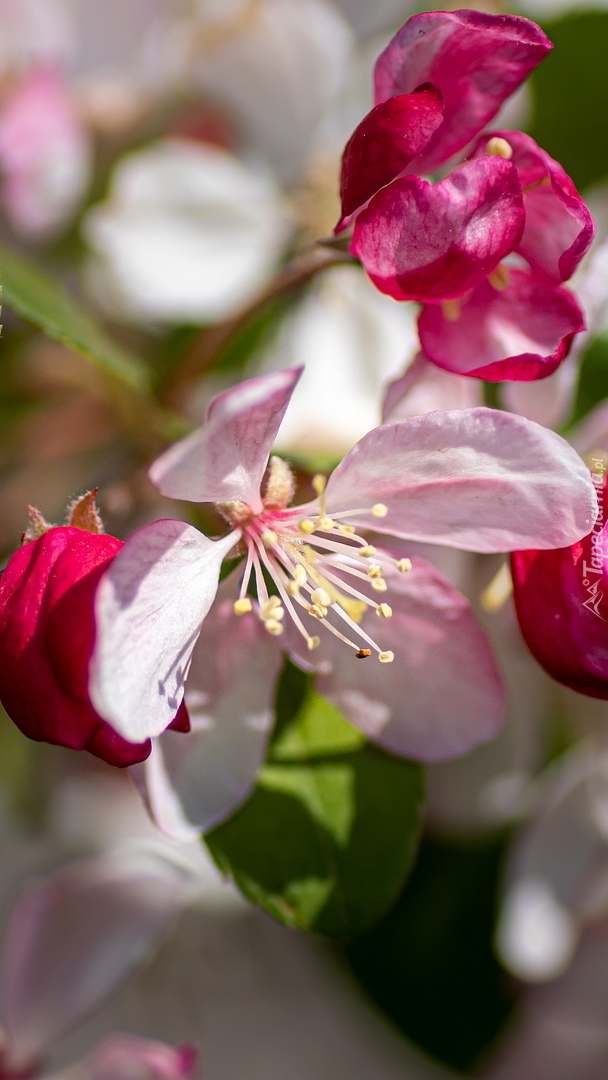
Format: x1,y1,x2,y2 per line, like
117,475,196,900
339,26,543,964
90,520,239,741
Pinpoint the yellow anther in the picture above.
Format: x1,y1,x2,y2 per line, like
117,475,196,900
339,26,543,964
485,136,513,159
308,603,328,619
293,565,307,585
360,545,377,557
356,648,372,659
379,651,395,663
265,619,284,636
286,581,300,597
233,598,253,615
397,558,412,573
376,603,393,618
299,519,316,534
261,597,284,621
317,516,336,531
371,578,388,593
311,587,332,608
367,564,383,578
488,264,511,292
307,636,321,651
441,299,461,322
372,503,388,518
338,524,356,536
261,528,278,548
312,474,327,497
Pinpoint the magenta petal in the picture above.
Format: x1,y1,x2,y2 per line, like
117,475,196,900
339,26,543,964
472,130,594,283
511,468,608,699
0,849,195,1059
140,580,283,838
336,87,444,229
324,407,597,552
150,367,302,510
90,520,240,743
418,271,585,382
374,10,552,173
315,557,504,761
350,157,524,303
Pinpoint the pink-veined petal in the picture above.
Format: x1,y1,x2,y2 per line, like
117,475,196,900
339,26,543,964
323,407,597,551
0,848,198,1059
69,1035,197,1080
314,557,504,761
336,87,444,229
138,582,283,838
90,520,239,743
472,130,594,283
418,272,585,382
350,157,524,303
374,10,552,174
149,368,302,509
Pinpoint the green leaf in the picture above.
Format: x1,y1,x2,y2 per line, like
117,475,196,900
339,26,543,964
0,242,185,442
206,664,425,938
530,12,608,190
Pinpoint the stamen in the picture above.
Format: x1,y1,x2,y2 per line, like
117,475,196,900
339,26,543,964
397,558,412,573
485,136,513,159
234,598,252,615
372,504,388,518
371,578,388,593
261,528,278,548
376,603,392,618
310,587,331,608
378,651,395,664
367,564,383,578
312,473,328,518
441,299,461,322
265,619,284,636
356,649,372,659
307,636,321,650
299,519,316,534
488,264,511,292
360,545,377,557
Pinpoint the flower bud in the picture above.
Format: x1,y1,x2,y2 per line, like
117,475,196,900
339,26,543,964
0,527,188,767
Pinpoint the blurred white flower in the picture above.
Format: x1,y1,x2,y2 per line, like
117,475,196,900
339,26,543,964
83,138,292,325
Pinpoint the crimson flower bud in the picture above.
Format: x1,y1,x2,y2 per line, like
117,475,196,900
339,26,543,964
0,527,188,767
511,465,608,698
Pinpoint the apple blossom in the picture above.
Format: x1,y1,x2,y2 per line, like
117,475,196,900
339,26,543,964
0,518,189,767
337,9,593,380
88,368,597,832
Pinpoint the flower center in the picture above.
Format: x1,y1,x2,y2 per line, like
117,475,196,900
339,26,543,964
221,457,412,663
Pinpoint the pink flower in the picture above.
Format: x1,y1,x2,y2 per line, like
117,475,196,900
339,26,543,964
88,369,597,834
511,464,608,698
337,11,593,380
0,526,188,767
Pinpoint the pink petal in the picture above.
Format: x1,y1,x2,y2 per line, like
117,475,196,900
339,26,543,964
374,10,552,174
0,849,197,1059
139,580,283,838
418,271,585,381
382,352,482,421
324,407,597,551
71,1035,197,1080
90,520,239,742
472,130,594,283
149,368,302,509
350,157,524,303
336,87,444,230
314,557,504,761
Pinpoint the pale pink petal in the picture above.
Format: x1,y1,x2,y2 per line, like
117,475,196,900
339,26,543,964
382,352,482,421
312,557,504,761
472,130,594,283
350,157,524,303
90,520,239,742
0,848,197,1059
501,357,579,429
139,582,283,838
70,1035,197,1080
337,87,444,229
149,368,302,509
323,407,597,551
418,272,585,381
374,10,552,174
